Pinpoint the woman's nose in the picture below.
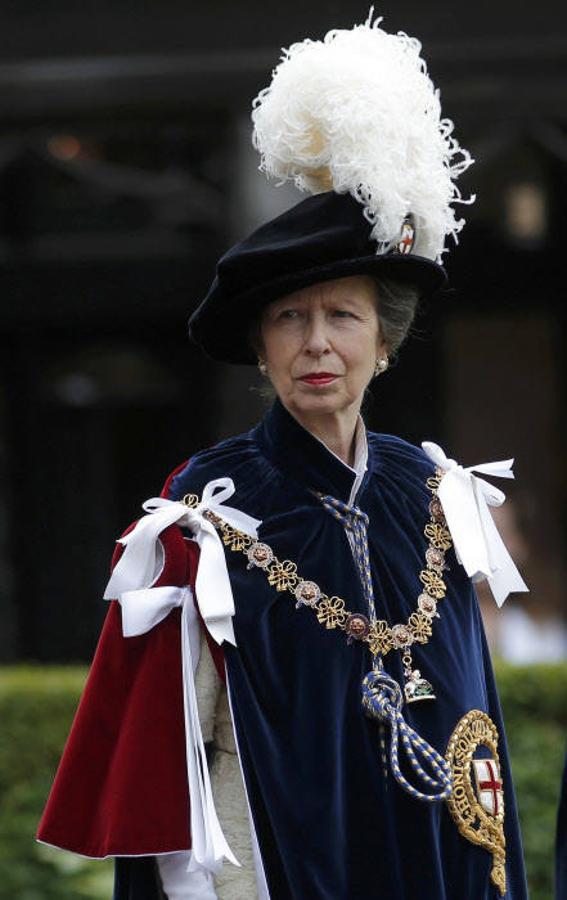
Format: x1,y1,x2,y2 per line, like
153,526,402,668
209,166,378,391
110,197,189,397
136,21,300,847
303,315,331,355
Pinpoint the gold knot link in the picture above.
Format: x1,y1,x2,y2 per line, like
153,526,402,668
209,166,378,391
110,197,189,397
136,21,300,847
316,595,348,629
367,619,393,656
267,559,299,592
221,526,252,552
408,611,433,644
419,569,447,599
424,522,452,551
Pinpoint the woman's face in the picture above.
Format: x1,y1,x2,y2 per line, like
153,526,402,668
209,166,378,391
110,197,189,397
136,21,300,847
259,275,386,425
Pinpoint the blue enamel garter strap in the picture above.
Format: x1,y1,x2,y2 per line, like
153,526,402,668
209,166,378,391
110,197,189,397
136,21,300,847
318,493,452,803
361,669,452,801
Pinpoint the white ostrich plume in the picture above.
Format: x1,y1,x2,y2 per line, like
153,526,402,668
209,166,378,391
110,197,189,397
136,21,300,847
251,10,475,262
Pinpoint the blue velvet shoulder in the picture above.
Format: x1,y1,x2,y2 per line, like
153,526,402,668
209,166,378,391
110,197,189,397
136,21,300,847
167,428,285,518
366,431,437,510
370,431,435,478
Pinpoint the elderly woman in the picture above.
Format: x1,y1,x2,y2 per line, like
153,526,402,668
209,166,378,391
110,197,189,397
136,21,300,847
38,16,529,900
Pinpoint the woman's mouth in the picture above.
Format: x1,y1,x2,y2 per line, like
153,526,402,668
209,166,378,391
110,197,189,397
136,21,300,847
299,373,339,386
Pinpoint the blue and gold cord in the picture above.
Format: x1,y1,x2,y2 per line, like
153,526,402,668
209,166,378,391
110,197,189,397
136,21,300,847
361,670,452,801
318,493,452,803
318,495,377,620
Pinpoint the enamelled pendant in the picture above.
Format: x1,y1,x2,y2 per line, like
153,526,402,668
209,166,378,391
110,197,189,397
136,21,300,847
362,649,436,710
402,649,436,704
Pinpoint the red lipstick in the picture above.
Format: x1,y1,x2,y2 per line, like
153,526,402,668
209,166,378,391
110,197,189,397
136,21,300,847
299,373,338,386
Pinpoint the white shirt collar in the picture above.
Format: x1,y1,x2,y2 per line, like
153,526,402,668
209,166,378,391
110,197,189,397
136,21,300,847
312,415,369,505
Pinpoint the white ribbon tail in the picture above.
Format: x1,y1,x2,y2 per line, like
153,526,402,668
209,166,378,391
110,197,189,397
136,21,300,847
190,517,238,647
118,585,186,637
117,585,239,874
181,594,241,873
437,470,493,580
467,458,515,480
472,479,529,607
185,478,262,647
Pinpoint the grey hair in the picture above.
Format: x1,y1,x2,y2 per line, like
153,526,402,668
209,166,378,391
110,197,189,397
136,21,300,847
371,276,420,358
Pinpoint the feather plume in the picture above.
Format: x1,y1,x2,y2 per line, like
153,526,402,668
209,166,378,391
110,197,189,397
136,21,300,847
251,10,474,261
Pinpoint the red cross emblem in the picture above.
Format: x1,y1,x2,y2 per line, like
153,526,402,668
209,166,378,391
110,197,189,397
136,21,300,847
472,758,503,817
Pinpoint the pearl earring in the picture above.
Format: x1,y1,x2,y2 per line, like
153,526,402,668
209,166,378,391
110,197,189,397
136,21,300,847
374,357,389,376
258,359,268,376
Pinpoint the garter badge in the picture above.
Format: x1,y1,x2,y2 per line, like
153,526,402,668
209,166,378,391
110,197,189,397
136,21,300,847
445,710,506,896
393,215,416,255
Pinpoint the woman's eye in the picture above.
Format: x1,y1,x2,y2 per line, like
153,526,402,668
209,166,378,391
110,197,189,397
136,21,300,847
333,309,355,318
278,309,299,319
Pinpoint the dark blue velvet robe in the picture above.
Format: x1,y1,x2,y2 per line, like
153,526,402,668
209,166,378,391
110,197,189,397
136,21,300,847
116,397,527,900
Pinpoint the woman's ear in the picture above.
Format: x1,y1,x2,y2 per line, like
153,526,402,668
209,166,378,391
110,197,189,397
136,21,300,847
376,332,388,358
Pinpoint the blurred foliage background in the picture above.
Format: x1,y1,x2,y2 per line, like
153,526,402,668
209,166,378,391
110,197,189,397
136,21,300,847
0,661,565,900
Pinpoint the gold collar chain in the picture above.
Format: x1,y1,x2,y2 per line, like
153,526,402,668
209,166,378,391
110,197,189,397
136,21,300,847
182,468,452,675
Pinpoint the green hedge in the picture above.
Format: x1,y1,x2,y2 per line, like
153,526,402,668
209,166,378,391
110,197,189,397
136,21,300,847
0,662,565,900
494,661,567,899
0,667,113,900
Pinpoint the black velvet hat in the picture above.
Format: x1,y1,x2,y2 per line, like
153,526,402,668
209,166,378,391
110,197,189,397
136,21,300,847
188,191,448,365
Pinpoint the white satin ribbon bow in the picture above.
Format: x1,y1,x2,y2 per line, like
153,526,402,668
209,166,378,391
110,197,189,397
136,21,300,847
103,477,262,646
102,476,262,874
421,442,529,607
